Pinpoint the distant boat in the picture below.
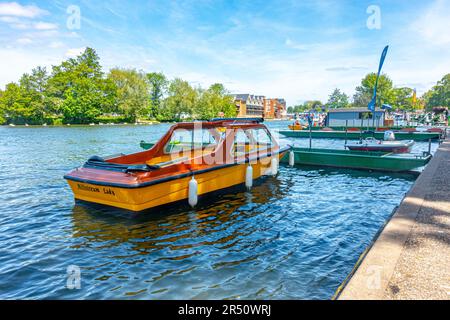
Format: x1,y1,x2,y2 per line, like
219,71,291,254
25,123,29,127
43,123,47,126
89,123,95,126
9,124,15,127
67,124,71,126
346,137,414,153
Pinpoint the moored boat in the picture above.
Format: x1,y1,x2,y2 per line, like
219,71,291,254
65,118,290,212
288,120,304,131
346,137,414,153
288,124,303,130
279,129,441,141
140,141,154,150
281,147,432,172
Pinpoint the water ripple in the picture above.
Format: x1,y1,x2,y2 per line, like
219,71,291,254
0,123,430,299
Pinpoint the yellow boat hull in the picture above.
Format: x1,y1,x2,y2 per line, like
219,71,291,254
67,155,283,212
288,125,303,130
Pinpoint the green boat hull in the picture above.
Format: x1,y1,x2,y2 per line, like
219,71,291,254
279,130,440,141
281,148,432,172
140,141,154,150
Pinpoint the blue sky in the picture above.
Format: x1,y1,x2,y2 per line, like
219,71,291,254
0,0,449,105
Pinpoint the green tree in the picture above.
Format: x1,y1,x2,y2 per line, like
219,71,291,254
0,67,52,124
305,100,323,111
108,69,149,122
194,83,236,119
0,83,31,124
18,66,51,123
163,78,198,121
146,72,168,118
392,87,414,110
47,47,113,123
423,74,450,110
0,89,4,124
288,101,323,113
326,88,349,109
353,73,395,109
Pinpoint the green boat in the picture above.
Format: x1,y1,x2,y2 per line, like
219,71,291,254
140,141,154,150
279,130,441,141
141,140,431,172
307,126,414,131
280,147,432,172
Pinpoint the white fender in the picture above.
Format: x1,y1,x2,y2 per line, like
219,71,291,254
245,164,253,189
271,157,279,176
288,150,295,167
188,176,198,207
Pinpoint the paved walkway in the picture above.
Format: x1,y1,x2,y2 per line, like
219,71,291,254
339,134,450,300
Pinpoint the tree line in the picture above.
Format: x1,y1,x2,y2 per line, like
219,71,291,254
288,73,450,113
0,48,236,125
1,47,448,125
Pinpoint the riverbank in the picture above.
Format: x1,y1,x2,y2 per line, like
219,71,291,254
2,121,162,127
3,118,291,127
338,131,450,300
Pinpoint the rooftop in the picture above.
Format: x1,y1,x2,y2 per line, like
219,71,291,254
328,108,385,113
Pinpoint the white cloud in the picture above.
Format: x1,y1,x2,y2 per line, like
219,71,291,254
16,37,32,44
412,0,450,45
33,21,58,30
0,48,62,87
0,15,19,23
0,16,27,29
10,22,28,29
49,41,64,48
0,2,48,18
65,47,85,58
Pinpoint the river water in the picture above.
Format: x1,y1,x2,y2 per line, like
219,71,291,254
0,122,437,299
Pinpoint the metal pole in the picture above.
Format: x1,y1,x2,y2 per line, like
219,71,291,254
372,110,376,129
360,118,363,140
345,120,348,148
309,121,312,150
428,139,431,155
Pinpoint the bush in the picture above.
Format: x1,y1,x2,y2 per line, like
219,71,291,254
95,115,129,124
52,118,64,126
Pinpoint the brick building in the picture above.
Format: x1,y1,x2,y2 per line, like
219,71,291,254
232,94,286,118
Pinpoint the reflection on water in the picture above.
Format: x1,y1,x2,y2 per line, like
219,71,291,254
66,167,414,300
0,123,421,299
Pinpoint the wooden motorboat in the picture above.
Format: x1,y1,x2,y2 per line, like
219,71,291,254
345,137,414,153
64,118,290,212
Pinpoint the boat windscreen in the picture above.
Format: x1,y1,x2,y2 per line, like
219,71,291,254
164,127,223,154
232,127,274,156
